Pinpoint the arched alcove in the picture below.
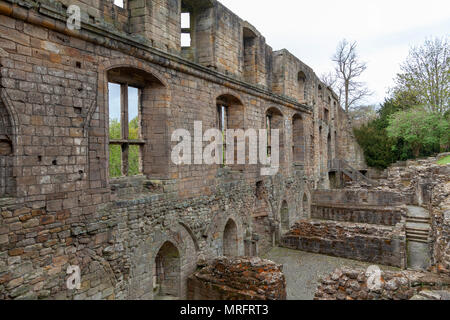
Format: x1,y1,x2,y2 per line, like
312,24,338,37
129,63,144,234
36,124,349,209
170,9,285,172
303,193,310,218
292,114,305,164
0,98,14,197
297,71,306,102
153,241,181,299
280,200,289,232
265,107,285,167
223,219,238,257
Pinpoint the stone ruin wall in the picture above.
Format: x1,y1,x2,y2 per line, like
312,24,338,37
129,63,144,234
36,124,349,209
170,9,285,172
281,219,406,268
315,268,450,300
187,257,286,300
0,0,366,299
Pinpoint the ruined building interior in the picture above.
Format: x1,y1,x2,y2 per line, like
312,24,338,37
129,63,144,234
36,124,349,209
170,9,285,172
0,0,449,300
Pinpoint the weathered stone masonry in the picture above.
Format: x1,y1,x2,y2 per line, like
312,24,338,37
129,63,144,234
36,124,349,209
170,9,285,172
0,0,364,299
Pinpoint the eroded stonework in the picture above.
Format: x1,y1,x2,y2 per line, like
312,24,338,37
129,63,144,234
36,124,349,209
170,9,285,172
0,0,365,300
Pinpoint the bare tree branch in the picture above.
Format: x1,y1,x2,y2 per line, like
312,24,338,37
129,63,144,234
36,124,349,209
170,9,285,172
326,39,372,113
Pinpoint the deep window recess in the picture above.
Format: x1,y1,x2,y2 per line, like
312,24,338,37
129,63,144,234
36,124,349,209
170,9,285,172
181,11,191,47
217,104,228,165
108,83,144,178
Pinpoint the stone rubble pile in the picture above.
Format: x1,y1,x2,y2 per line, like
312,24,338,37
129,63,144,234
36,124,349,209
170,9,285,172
315,268,450,300
187,257,287,300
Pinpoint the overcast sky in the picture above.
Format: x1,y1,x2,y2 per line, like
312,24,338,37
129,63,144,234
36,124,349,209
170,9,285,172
220,0,450,106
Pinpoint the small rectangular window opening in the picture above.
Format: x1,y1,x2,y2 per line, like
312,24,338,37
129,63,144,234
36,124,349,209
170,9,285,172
114,0,124,8
181,11,192,47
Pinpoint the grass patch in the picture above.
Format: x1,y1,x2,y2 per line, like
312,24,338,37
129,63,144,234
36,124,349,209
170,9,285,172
437,155,450,165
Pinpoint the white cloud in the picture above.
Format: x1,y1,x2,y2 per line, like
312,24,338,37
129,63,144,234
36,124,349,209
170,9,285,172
219,0,450,105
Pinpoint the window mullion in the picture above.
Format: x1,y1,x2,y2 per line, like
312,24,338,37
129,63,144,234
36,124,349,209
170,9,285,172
121,84,129,176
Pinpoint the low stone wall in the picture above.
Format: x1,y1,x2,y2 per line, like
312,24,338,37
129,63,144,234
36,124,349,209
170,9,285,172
431,193,450,276
311,204,405,226
187,257,287,300
315,268,450,300
312,190,413,207
280,220,406,268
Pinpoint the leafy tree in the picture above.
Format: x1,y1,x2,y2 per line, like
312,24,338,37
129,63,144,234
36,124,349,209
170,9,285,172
393,37,449,115
387,106,449,157
109,117,141,177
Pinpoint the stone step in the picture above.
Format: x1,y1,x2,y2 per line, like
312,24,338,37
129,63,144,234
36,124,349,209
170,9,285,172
406,227,430,234
406,217,431,224
406,230,430,238
407,236,430,244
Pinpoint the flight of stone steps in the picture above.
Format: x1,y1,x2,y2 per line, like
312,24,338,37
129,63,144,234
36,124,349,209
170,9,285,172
405,207,431,244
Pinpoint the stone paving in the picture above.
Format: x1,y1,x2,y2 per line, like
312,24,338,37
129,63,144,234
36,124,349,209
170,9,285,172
263,247,399,300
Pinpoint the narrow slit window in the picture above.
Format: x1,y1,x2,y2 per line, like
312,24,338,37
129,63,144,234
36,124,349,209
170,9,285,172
218,104,228,166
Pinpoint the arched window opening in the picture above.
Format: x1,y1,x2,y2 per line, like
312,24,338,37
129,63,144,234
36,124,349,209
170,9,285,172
302,193,309,218
216,95,244,167
297,71,306,102
266,108,284,165
107,67,168,179
223,219,238,257
280,201,289,232
327,133,332,161
181,2,192,48
0,99,14,197
154,242,181,299
243,27,257,83
292,114,305,164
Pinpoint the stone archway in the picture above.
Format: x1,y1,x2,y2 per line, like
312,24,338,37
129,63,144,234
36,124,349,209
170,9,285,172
153,241,181,299
280,200,289,232
303,193,310,218
223,219,239,257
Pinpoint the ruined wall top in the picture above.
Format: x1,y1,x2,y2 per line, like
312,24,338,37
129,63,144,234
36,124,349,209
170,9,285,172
16,0,344,113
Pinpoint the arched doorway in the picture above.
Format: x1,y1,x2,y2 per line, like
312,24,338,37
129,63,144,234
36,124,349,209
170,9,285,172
280,201,289,232
223,219,238,257
303,194,309,218
153,242,180,299
0,98,14,197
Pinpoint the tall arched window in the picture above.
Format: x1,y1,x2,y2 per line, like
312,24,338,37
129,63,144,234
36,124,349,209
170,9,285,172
266,108,284,165
297,71,306,102
216,95,244,166
107,67,168,179
292,114,305,164
243,27,257,83
0,98,14,197
280,201,289,232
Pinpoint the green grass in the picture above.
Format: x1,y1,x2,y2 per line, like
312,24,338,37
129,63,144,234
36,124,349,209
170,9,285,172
437,155,450,165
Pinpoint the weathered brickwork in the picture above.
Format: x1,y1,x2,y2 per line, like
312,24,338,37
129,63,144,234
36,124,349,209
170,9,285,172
280,220,407,268
0,0,366,300
187,257,286,300
315,268,450,300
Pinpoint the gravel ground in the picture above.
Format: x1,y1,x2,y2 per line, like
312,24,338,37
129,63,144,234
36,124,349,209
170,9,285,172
263,247,399,300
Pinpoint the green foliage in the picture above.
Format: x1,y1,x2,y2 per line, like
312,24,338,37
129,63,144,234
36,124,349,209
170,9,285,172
387,106,449,157
437,155,450,165
109,117,141,178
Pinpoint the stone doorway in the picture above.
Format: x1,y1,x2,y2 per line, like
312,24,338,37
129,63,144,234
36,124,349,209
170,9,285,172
223,219,238,257
303,194,309,218
154,242,181,300
280,201,289,232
